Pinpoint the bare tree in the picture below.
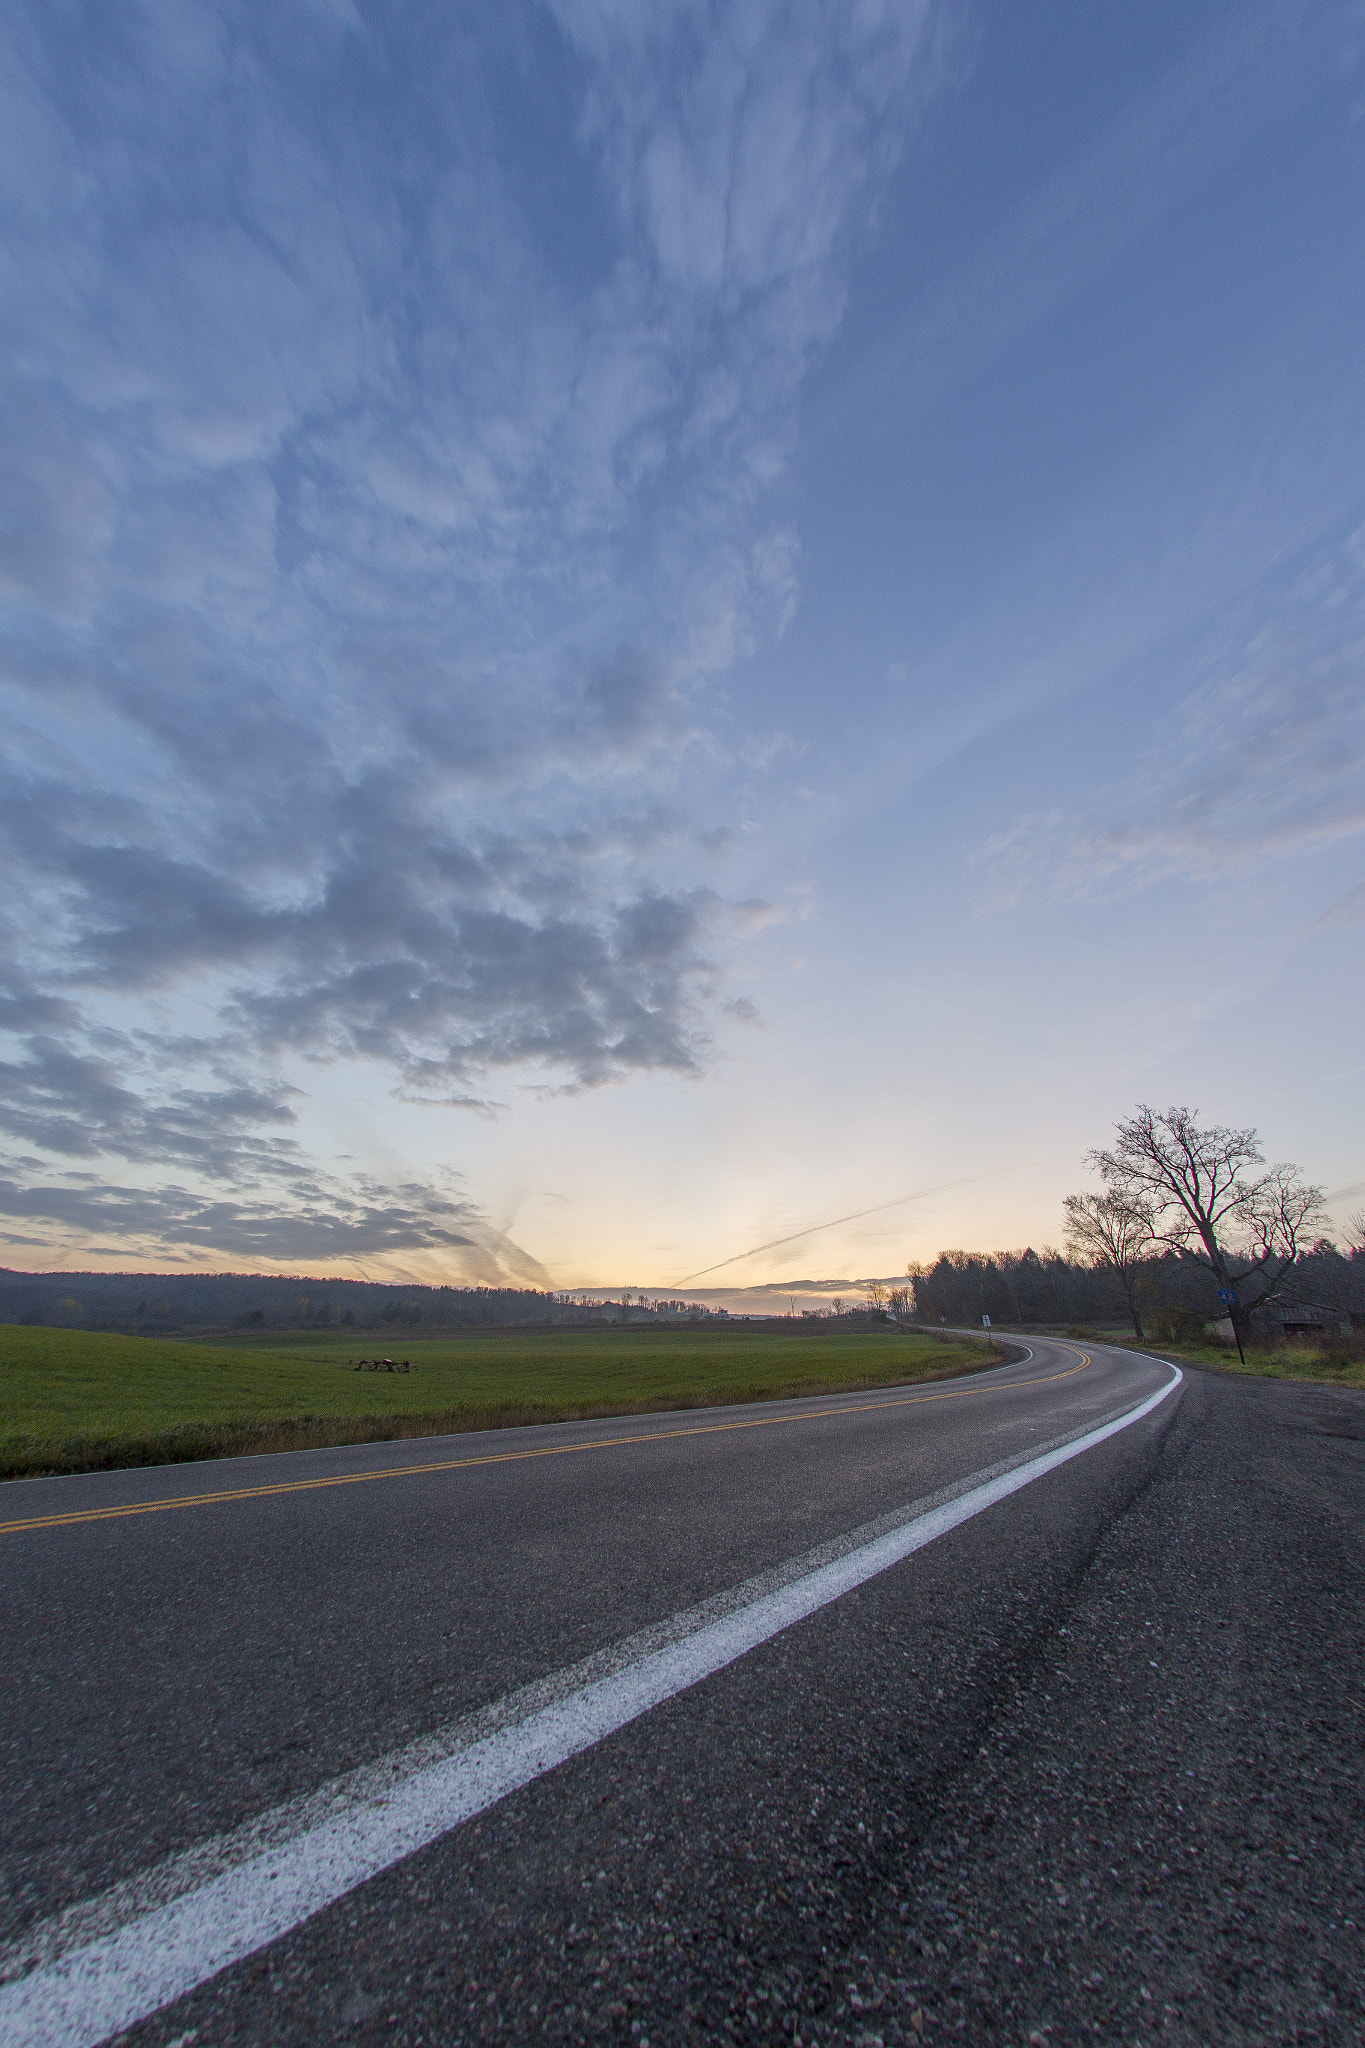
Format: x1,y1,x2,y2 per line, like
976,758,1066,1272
1063,1189,1155,1339
1346,1211,1365,1257
865,1281,888,1315
1089,1105,1326,1351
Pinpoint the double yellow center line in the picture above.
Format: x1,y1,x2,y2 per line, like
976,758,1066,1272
2,1352,1090,1536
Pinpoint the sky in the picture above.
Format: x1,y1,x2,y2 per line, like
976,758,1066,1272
1,0,1363,1306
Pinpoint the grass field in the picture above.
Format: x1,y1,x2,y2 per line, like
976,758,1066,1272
0,1323,1002,1478
1065,1329,1365,1391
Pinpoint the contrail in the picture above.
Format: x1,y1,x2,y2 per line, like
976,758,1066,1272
674,1165,1031,1285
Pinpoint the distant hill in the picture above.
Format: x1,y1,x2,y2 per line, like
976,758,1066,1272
0,1269,709,1336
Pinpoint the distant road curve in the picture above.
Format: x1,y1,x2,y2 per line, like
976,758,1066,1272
3,1338,1361,2047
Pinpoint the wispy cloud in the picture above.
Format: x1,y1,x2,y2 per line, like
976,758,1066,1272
823,0,1358,441
675,1163,1030,1282
795,219,1365,892
0,1165,485,1266
0,1,939,1265
977,526,1365,907
1316,883,1365,928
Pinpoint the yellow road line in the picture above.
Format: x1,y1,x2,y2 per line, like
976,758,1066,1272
1,1351,1091,1536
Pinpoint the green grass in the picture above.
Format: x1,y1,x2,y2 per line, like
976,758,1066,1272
0,1323,1002,1478
1083,1331,1365,1390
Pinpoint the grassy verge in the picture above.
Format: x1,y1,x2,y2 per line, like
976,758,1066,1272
0,1324,1003,1478
1064,1329,1365,1391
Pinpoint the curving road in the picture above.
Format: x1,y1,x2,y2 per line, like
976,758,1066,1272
1,1338,1362,2045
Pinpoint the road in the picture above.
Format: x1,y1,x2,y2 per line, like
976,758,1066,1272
1,1337,1362,2047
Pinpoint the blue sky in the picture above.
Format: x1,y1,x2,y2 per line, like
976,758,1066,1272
2,0,1362,1301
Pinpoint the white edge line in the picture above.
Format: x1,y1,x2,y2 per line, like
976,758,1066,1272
0,1349,1048,1983
0,1360,1182,2048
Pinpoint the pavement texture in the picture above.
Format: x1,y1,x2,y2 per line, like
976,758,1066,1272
2,1343,1362,2047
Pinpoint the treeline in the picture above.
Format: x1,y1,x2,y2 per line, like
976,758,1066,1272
0,1270,719,1335
908,1244,1365,1331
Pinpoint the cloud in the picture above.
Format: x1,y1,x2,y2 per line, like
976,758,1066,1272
0,1168,481,1265
560,1,934,296
0,1034,301,1173
0,2,936,1260
1315,882,1365,928
1,769,728,1092
977,526,1365,909
823,0,1358,444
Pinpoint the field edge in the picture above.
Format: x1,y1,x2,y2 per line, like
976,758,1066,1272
0,1341,1013,1480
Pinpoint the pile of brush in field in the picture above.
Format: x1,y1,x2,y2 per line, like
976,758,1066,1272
350,1358,413,1372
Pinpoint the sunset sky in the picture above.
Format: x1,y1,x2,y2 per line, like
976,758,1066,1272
2,0,1362,1303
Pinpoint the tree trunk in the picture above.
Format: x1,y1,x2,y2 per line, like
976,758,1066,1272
1118,1270,1144,1340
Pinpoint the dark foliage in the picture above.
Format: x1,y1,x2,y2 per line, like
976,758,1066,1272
908,1244,1365,1333
0,1271,717,1335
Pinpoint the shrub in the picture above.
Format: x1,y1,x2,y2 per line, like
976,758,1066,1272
1149,1304,1209,1344
1318,1330,1365,1372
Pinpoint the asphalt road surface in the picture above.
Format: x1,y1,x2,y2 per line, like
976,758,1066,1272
2,1338,1362,2047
